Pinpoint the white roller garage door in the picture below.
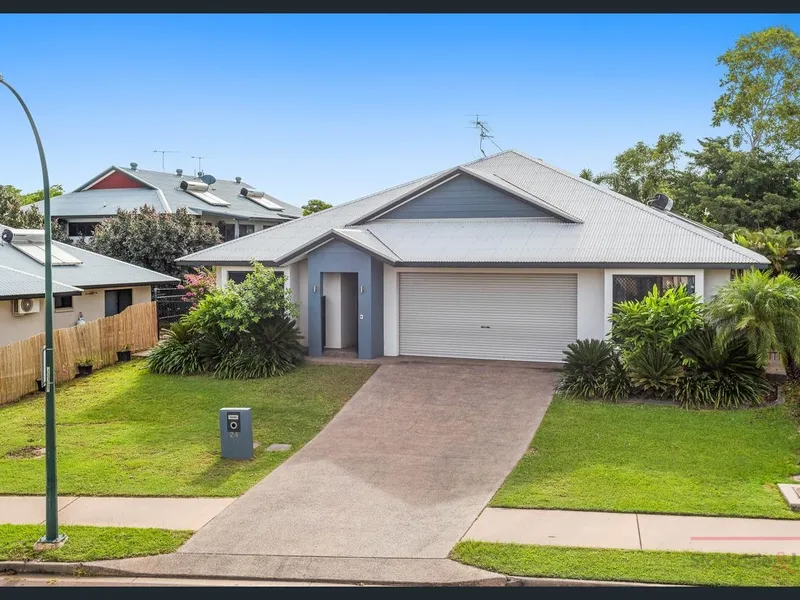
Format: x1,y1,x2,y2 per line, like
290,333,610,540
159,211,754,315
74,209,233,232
399,272,577,362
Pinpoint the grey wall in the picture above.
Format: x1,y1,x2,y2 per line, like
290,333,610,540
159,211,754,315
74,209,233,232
377,175,553,220
307,240,384,359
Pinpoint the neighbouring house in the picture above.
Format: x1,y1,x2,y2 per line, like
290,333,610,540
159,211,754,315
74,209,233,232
0,224,178,346
175,150,770,363
29,163,303,242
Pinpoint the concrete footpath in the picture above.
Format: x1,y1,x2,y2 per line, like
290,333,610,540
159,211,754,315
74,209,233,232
0,496,235,530
465,507,800,555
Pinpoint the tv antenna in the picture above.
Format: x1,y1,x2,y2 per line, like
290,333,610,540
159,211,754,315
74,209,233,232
191,155,210,175
153,149,179,171
467,115,503,157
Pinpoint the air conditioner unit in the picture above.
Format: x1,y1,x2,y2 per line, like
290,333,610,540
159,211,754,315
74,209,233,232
12,297,41,316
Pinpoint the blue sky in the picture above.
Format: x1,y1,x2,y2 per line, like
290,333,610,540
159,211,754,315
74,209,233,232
1,14,799,206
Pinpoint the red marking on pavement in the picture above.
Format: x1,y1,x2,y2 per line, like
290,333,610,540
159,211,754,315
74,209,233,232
690,536,800,541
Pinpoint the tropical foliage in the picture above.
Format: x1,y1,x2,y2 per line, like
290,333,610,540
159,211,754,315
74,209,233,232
609,285,705,359
148,263,303,379
301,199,333,215
706,269,800,377
177,267,217,305
730,227,797,274
557,339,630,402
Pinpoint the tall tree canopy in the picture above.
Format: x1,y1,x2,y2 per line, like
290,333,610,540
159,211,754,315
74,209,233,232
712,25,800,157
89,206,221,278
302,199,333,215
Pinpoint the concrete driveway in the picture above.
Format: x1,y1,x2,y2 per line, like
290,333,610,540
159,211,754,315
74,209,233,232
180,362,556,559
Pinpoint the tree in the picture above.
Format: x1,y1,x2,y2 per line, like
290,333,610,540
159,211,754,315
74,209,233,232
302,199,332,215
0,185,44,229
707,269,800,379
731,227,798,274
20,185,64,206
88,205,221,278
712,26,800,157
675,136,800,233
592,132,685,202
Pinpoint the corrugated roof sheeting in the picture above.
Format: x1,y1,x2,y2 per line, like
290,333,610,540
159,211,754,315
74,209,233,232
0,239,177,290
177,150,770,268
0,265,82,299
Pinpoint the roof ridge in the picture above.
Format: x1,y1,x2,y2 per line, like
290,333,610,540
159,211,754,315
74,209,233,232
339,227,402,261
503,149,765,265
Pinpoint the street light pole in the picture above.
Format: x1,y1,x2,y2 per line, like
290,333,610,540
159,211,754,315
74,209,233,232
0,74,65,547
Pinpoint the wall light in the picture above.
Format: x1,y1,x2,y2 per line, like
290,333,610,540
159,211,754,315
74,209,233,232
312,285,318,293
360,286,366,294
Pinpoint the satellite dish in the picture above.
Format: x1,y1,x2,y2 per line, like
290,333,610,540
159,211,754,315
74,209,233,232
1,229,13,243
201,174,217,186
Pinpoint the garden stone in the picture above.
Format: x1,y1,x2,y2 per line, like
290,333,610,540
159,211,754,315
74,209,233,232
777,484,800,511
266,443,291,452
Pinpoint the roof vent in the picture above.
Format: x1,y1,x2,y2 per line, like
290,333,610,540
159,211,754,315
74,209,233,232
235,176,242,184
130,162,138,171
180,180,210,192
176,168,184,177
648,193,673,211
197,170,204,178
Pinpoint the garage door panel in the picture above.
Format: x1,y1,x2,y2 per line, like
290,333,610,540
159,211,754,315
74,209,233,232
399,272,577,362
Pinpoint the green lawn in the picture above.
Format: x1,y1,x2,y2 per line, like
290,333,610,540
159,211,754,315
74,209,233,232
0,359,375,497
0,525,191,562
492,396,800,519
452,541,800,587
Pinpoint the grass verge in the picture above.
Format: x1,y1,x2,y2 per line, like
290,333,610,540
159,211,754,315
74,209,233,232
451,541,800,586
0,525,190,563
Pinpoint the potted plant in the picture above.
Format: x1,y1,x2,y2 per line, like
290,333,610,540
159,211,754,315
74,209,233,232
76,357,94,377
117,344,132,363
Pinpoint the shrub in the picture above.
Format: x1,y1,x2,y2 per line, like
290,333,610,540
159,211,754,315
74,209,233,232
148,262,303,379
610,285,705,359
148,321,203,375
178,267,217,305
675,326,771,408
558,339,631,401
626,343,683,398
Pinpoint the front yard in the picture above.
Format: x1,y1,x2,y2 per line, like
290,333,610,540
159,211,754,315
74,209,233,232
0,359,375,497
492,395,800,519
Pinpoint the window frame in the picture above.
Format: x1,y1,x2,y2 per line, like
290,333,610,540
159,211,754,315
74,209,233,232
54,295,74,311
67,221,100,237
612,274,696,306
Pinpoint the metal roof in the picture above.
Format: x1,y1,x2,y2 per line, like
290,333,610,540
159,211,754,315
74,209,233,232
176,150,770,269
0,225,178,294
30,166,303,222
0,265,82,300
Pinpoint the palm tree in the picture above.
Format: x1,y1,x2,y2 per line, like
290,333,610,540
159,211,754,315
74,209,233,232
731,227,798,275
707,269,800,379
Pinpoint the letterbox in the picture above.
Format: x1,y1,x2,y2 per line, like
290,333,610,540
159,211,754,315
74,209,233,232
219,407,253,460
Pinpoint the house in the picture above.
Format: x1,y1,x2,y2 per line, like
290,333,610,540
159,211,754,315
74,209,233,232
29,163,303,242
0,224,177,346
175,150,770,363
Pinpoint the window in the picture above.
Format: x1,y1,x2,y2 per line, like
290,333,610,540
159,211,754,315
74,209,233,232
262,225,271,230
227,270,284,285
612,275,695,305
239,224,255,237
105,288,133,317
68,222,99,237
218,223,236,242
54,295,73,310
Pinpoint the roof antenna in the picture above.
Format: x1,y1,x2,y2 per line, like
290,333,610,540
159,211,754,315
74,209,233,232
153,150,179,172
467,115,503,157
191,155,209,176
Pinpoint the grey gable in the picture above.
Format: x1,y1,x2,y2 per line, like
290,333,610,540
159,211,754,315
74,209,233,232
371,173,557,220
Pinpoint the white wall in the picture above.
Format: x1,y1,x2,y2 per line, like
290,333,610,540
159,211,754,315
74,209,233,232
287,259,308,345
704,269,733,299
0,285,152,347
